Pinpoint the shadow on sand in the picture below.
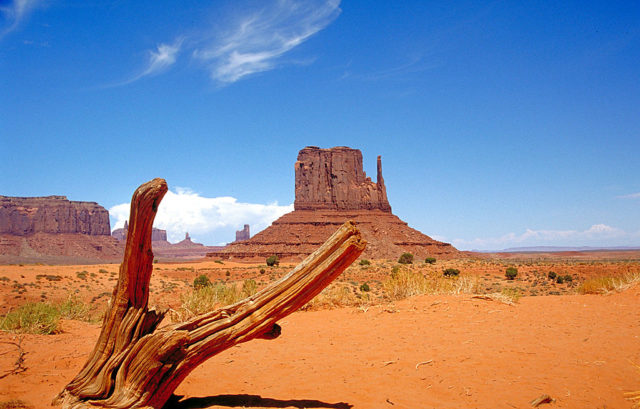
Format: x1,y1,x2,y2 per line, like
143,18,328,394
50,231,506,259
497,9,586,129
166,394,353,409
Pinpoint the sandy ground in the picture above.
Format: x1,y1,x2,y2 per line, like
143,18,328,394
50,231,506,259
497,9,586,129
1,286,639,409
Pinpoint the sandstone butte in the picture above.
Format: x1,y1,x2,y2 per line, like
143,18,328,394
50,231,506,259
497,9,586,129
113,222,224,259
0,195,122,263
213,146,460,261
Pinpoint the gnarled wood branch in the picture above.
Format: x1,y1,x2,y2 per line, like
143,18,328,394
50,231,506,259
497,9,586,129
54,178,366,409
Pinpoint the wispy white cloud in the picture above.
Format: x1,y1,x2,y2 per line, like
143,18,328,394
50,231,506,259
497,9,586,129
446,224,640,251
617,192,640,199
0,0,42,39
193,0,341,83
109,187,293,245
115,38,184,85
119,0,341,86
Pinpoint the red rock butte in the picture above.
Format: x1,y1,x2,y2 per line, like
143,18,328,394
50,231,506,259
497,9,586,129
213,146,459,261
0,195,122,263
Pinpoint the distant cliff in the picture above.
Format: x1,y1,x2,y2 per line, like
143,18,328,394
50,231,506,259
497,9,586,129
294,146,391,212
0,195,111,236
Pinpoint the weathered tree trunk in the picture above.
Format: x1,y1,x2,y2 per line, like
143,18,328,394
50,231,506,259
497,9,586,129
53,178,366,409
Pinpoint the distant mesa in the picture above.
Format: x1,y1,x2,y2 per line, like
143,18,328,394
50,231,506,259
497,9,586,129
1,195,110,236
112,221,171,246
0,195,122,263
112,223,221,259
214,146,460,261
235,224,250,242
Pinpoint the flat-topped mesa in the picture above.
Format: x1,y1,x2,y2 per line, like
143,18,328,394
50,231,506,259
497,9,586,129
294,146,391,212
0,195,110,236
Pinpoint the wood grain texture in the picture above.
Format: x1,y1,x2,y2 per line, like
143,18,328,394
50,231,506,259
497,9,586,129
54,178,366,409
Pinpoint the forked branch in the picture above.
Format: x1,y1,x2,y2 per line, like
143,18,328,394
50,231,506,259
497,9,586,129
54,178,366,409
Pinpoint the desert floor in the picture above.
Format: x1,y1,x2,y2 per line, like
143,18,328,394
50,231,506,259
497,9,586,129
1,255,639,409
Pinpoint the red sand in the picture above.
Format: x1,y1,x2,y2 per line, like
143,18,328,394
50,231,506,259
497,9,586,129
2,287,639,409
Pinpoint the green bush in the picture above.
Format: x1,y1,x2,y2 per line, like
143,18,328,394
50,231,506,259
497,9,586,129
556,275,565,284
359,282,370,292
193,274,211,289
266,255,279,267
424,257,436,264
505,267,518,280
548,271,557,280
398,253,414,264
359,259,371,266
443,268,460,277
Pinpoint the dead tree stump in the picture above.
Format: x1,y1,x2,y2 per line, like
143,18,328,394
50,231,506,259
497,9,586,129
53,178,366,409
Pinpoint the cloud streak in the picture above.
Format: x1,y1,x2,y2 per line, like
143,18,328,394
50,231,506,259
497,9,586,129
447,224,640,251
122,0,340,85
109,187,293,245
0,0,42,39
193,0,341,83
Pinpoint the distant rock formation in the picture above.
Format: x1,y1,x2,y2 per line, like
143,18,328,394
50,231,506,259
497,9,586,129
214,146,459,261
0,195,111,236
294,146,391,212
0,195,122,263
235,224,250,242
112,221,169,245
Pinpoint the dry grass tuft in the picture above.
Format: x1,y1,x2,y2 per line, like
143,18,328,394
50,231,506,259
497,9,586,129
577,272,640,294
382,267,479,301
302,283,367,311
173,279,259,320
0,400,33,409
0,295,94,335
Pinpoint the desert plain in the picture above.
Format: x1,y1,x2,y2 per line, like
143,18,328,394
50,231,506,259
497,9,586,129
1,251,639,409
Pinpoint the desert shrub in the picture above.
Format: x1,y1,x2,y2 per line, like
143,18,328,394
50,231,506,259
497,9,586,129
259,268,265,274
391,265,402,276
577,273,640,294
563,274,573,282
193,274,211,289
398,253,414,265
505,267,518,280
556,275,565,284
443,268,460,277
153,259,158,264
242,279,258,297
0,302,60,334
266,255,279,267
424,257,436,264
0,399,32,409
359,282,370,292
58,295,92,321
302,284,361,310
214,260,224,264
179,283,240,318
76,271,88,279
548,271,557,280
0,296,93,335
359,259,371,266
98,269,109,274
225,271,231,277
493,288,522,304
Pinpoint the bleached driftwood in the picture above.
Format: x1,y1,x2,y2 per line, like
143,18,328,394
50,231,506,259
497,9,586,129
54,178,366,409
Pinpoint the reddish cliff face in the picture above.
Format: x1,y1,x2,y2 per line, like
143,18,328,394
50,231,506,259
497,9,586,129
235,224,250,242
294,146,391,212
215,146,460,261
0,196,111,236
112,221,168,244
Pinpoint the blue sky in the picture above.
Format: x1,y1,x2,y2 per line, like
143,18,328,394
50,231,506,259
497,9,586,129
1,0,639,250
